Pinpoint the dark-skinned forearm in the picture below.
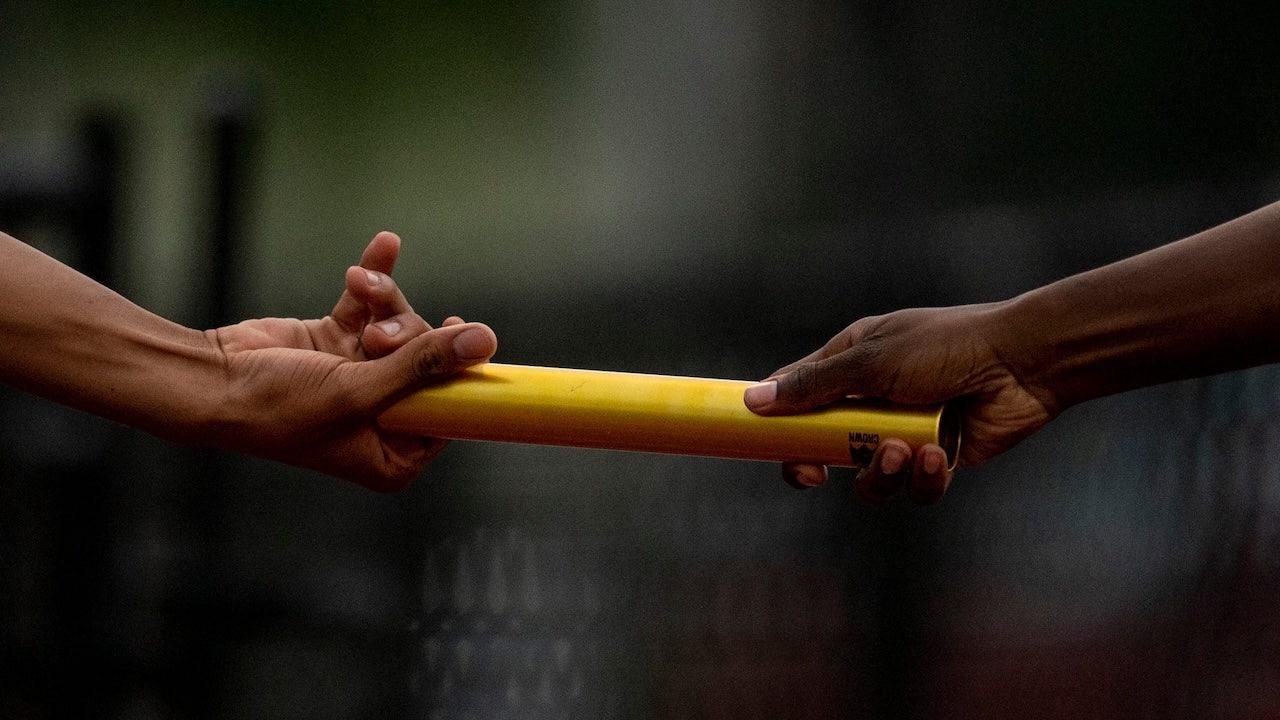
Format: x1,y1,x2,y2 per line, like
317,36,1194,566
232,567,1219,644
994,201,1280,414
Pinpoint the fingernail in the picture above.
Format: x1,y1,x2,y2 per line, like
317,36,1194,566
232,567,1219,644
880,444,907,475
452,328,493,360
376,319,402,337
744,380,777,407
923,447,944,475
366,270,382,286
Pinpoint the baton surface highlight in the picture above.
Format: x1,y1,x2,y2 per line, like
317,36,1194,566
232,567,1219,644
379,363,960,468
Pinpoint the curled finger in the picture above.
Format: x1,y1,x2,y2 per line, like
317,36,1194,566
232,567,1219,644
360,310,433,359
906,444,952,505
332,231,405,330
853,438,912,505
782,462,828,490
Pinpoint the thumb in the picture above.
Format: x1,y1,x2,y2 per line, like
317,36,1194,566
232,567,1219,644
744,340,887,416
355,322,497,410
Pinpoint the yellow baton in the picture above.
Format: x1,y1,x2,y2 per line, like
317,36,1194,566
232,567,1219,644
378,363,960,468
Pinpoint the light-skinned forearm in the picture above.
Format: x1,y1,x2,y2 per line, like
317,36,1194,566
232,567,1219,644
0,230,500,489
0,232,222,443
995,201,1280,414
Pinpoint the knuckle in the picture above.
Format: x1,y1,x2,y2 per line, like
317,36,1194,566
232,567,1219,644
412,340,455,379
790,361,820,400
403,313,431,335
838,336,894,391
842,335,887,373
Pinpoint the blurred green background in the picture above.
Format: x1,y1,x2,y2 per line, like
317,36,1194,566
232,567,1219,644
3,2,1279,719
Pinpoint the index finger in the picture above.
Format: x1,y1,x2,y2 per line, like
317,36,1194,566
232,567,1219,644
748,336,890,416
764,332,857,381
357,231,402,274
332,232,413,331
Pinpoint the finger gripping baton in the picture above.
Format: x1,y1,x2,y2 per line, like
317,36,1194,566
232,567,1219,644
378,363,960,468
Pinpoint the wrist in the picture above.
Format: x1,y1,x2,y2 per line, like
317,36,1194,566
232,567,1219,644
171,328,248,449
120,325,232,447
989,276,1150,415
984,292,1072,416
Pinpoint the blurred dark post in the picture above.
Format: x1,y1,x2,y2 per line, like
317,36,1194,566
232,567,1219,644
70,113,123,285
204,76,260,327
173,75,261,718
0,109,127,717
52,110,126,718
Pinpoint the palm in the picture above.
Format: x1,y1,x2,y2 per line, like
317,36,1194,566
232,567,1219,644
951,375,1051,468
216,316,360,358
202,232,454,491
859,307,1054,468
